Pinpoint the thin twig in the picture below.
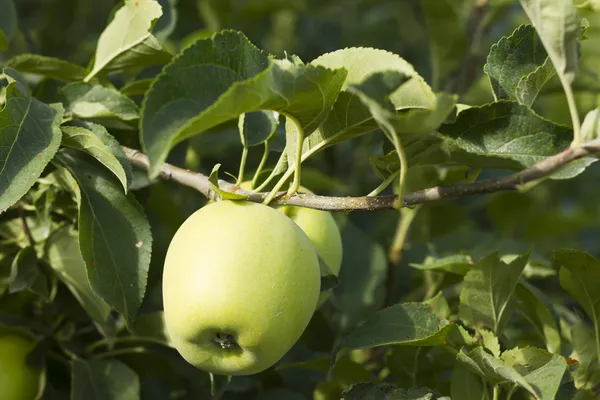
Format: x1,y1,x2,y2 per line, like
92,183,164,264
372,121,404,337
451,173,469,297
19,206,36,247
122,139,600,212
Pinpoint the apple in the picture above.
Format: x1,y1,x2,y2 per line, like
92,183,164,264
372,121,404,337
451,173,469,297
162,200,321,375
0,330,44,400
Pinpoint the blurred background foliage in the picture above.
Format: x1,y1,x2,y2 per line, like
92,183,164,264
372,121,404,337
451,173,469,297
2,0,600,398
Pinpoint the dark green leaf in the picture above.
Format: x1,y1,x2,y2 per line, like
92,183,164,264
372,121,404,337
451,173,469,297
333,223,387,330
45,226,112,329
120,79,153,96
0,68,63,211
459,252,527,335
239,110,278,148
338,302,453,351
342,383,448,400
61,122,132,192
438,101,572,171
418,0,469,89
55,149,151,326
0,0,17,50
62,83,139,122
409,254,472,276
9,246,47,298
451,364,486,400
71,359,140,400
141,30,347,177
514,281,561,353
484,25,554,106
6,54,88,82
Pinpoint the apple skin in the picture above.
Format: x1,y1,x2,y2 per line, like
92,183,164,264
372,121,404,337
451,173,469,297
0,332,43,400
162,200,321,375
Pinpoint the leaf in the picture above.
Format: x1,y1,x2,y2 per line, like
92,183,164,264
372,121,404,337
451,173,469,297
514,281,562,353
0,68,63,211
0,0,17,50
459,252,527,335
570,322,600,389
61,122,132,192
438,101,573,171
501,347,568,400
338,302,453,351
54,149,152,326
9,246,47,299
141,30,347,178
423,291,451,319
519,0,580,84
478,329,500,357
342,383,448,400
6,54,89,82
457,346,536,392
62,83,140,122
484,25,555,106
45,226,112,329
310,47,436,110
239,110,278,148
581,108,600,142
207,164,247,200
85,0,166,81
409,254,472,276
333,223,387,330
418,0,469,89
120,79,153,96
71,359,140,400
451,364,486,400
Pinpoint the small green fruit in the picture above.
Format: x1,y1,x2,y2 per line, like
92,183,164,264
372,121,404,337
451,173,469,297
0,331,44,400
163,200,321,375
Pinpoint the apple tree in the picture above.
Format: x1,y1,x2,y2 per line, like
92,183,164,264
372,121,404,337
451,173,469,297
1,0,600,399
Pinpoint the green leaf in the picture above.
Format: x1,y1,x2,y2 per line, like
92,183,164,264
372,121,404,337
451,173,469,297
438,101,572,171
62,83,140,122
457,346,536,392
61,122,132,192
9,246,47,298
418,0,469,89
478,329,500,357
120,79,153,96
409,254,472,276
54,149,151,326
45,226,112,329
572,390,600,400
207,164,247,200
310,47,436,110
338,302,453,351
0,68,63,212
0,0,17,50
570,322,600,389
501,347,568,400
85,0,167,81
342,383,448,400
519,0,580,84
581,108,600,142
451,364,486,400
141,30,347,178
239,110,278,148
6,54,89,82
333,223,387,330
484,25,555,106
459,252,527,335
514,281,562,353
553,249,600,359
423,291,451,319
71,359,140,400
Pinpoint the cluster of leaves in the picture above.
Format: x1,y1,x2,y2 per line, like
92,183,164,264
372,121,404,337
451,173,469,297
1,0,600,399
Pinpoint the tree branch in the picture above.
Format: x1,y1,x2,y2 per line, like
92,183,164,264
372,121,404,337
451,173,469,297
122,140,600,212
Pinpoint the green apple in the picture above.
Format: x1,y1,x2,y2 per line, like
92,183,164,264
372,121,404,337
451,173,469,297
0,330,44,400
162,200,321,375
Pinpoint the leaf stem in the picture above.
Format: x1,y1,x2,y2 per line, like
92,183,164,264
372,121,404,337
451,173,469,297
492,385,500,400
382,126,408,209
368,170,401,196
506,385,517,400
251,142,269,190
19,207,36,247
561,78,582,147
287,115,304,196
93,346,147,360
236,147,248,185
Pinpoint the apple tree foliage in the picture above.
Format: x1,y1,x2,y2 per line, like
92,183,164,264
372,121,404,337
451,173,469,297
1,0,600,399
